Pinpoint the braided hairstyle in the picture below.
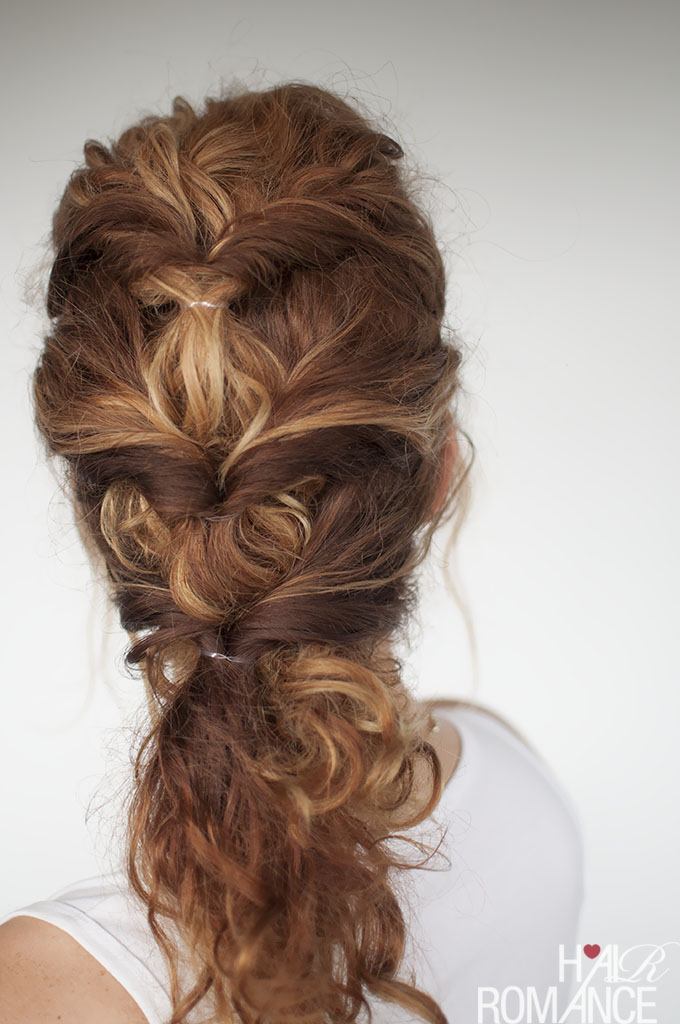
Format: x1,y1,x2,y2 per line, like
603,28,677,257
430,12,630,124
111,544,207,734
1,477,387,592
33,81,472,1024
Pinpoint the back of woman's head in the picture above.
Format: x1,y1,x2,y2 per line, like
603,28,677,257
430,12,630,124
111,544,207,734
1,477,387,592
33,80,471,1024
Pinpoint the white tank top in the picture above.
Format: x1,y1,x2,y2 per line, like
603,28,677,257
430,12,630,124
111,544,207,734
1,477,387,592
0,704,585,1023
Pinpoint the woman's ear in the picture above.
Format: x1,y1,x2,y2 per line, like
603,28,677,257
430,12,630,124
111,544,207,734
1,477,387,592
431,420,460,517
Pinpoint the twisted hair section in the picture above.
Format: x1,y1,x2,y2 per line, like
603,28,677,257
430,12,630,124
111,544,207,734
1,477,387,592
33,80,473,1024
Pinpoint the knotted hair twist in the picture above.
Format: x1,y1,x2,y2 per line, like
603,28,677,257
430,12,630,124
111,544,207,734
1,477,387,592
33,80,473,1024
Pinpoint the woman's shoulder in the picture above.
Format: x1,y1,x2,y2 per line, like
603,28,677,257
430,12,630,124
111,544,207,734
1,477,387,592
0,913,150,1024
423,697,585,843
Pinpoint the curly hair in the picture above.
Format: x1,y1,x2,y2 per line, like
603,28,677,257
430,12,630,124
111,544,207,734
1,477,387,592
33,80,473,1024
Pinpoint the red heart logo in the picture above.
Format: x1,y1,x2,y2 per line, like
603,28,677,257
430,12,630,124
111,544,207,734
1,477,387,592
583,944,601,959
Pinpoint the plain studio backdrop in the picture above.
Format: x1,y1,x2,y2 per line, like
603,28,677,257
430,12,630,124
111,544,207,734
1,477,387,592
1,0,678,1019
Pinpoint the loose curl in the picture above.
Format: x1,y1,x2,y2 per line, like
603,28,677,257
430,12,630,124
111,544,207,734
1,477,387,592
33,80,473,1024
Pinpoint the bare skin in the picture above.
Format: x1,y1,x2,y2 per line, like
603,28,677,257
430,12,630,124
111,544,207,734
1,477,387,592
395,696,464,826
0,912,151,1024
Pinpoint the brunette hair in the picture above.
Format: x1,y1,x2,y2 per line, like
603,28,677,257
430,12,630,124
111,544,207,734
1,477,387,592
33,80,473,1024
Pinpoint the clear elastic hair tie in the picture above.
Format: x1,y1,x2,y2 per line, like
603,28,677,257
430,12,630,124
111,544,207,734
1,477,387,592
200,649,245,663
187,300,222,309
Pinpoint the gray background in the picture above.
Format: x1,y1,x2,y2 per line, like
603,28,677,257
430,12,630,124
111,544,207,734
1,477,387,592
1,0,678,1018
